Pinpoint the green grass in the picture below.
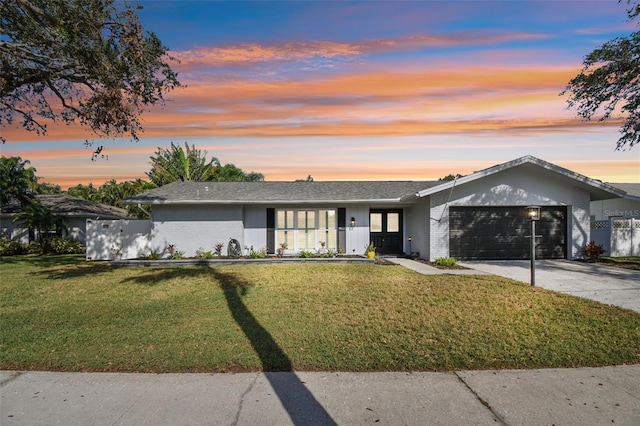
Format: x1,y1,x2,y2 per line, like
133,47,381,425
1,255,639,373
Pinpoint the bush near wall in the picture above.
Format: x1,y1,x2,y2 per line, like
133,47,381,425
0,236,85,256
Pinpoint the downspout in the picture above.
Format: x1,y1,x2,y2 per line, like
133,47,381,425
431,176,458,222
137,203,151,217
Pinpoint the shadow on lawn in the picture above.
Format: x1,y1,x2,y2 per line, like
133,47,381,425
119,266,337,425
210,268,337,426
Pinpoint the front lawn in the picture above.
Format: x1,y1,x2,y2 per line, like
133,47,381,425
1,255,639,372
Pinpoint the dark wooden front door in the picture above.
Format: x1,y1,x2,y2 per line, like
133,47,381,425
369,209,403,255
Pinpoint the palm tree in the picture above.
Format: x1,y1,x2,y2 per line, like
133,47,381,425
12,199,67,251
0,156,39,207
147,142,219,186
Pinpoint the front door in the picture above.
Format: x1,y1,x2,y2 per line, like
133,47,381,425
369,209,403,255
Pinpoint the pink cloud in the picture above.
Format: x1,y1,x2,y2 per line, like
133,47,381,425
173,31,549,70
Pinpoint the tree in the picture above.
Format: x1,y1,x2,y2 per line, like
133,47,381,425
95,178,156,219
562,0,640,150
295,175,314,182
36,182,62,195
147,142,265,186
0,156,38,206
12,198,67,249
66,183,99,201
0,0,181,143
147,142,219,186
213,163,264,182
438,173,464,182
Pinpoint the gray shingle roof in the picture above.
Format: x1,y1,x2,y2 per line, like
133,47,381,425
122,181,440,205
2,194,130,218
608,183,640,199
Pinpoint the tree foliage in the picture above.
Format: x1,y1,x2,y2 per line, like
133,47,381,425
12,198,67,246
438,173,464,182
66,178,156,219
213,163,264,182
563,0,640,150
0,155,38,206
147,142,219,186
0,0,181,142
147,141,264,186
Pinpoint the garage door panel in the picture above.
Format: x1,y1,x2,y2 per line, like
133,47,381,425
450,206,567,260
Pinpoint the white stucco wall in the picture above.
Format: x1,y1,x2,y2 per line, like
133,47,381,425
426,166,593,260
151,204,244,257
1,215,93,244
344,204,371,255
590,198,640,220
405,198,430,259
243,205,267,251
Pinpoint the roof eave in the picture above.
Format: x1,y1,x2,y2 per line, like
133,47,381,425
124,198,407,205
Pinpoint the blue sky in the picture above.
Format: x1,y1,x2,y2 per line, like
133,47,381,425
2,0,638,187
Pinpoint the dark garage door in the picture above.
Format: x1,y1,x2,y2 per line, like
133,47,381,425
449,206,567,260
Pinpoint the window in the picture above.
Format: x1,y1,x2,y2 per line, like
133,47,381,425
276,209,336,252
297,210,316,250
387,213,399,232
277,210,294,250
319,210,336,249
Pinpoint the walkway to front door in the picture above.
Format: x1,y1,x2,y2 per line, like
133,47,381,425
369,209,403,255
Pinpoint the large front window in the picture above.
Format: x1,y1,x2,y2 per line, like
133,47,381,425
277,209,336,251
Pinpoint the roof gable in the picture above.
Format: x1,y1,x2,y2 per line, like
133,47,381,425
412,156,628,201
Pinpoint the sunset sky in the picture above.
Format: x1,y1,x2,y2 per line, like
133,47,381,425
2,0,639,188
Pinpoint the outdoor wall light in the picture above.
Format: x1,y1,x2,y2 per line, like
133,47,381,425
350,217,356,227
526,206,541,221
525,206,541,287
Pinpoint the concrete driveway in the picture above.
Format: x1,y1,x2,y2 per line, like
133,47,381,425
459,260,640,313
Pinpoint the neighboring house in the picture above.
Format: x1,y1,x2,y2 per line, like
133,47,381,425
121,156,633,261
590,183,640,221
1,194,130,244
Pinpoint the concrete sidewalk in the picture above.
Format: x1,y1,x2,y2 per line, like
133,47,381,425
2,366,639,425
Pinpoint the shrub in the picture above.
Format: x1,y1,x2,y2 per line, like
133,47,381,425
25,241,41,254
582,241,606,261
195,248,215,259
277,242,288,258
213,242,225,257
299,250,315,258
248,246,267,258
435,257,458,267
0,237,23,256
47,236,85,254
145,250,160,260
167,244,185,259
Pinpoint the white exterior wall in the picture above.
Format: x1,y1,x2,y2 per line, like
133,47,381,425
591,198,640,220
86,219,152,260
427,167,592,261
66,217,88,243
148,203,394,257
571,188,591,259
152,204,244,258
405,197,430,259
429,190,450,260
1,215,102,244
243,205,267,252
1,217,29,243
344,204,371,255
